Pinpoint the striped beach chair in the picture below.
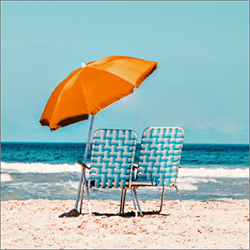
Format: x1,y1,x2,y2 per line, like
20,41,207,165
120,127,185,217
77,129,137,214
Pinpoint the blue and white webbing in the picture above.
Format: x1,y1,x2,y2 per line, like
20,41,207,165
136,127,184,186
88,129,137,188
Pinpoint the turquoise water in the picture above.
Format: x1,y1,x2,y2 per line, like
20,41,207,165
1,142,249,202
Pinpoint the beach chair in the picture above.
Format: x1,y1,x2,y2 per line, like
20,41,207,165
77,129,137,214
120,127,185,217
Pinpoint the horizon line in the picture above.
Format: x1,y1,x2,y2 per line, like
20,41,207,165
1,141,249,146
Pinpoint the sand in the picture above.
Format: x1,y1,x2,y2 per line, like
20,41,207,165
1,199,249,249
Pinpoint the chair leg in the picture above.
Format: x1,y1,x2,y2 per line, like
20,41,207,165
119,188,128,214
134,188,143,216
79,181,84,214
131,187,138,217
122,188,127,214
80,170,92,214
158,185,165,214
119,189,124,214
175,185,185,213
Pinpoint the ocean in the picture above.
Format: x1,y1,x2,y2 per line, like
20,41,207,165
1,142,249,203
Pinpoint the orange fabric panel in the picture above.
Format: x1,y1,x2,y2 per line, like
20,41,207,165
40,68,89,130
87,56,157,88
39,56,157,131
78,68,135,115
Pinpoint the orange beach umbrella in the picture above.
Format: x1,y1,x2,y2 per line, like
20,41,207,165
39,55,157,214
40,56,157,131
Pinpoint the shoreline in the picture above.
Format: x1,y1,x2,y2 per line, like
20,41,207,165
1,199,249,249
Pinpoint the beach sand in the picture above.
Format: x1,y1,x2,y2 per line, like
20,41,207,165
1,199,249,249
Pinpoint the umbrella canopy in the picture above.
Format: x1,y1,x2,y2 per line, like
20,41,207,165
39,55,157,131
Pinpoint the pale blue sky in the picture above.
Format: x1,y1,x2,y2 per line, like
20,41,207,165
1,1,249,143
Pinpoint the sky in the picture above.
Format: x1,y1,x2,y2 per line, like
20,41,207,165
1,1,249,144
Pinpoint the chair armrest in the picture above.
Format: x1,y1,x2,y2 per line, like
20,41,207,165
77,161,91,170
132,165,139,171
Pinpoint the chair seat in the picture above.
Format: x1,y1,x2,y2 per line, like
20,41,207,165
130,179,159,186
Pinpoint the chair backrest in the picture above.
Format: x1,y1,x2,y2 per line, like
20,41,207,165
137,127,184,187
88,129,137,188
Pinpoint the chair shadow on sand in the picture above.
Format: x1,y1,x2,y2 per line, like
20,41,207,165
91,210,171,218
59,209,170,218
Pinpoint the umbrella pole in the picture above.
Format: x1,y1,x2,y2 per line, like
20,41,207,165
74,115,95,212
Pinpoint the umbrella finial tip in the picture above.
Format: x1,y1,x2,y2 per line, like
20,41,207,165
81,62,86,68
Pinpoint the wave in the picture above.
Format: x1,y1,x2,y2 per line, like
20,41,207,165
11,180,199,192
175,177,218,191
1,162,249,178
212,198,249,203
178,177,218,184
1,162,83,173
179,167,249,178
1,173,13,182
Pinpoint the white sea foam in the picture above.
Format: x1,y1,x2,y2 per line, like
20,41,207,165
1,162,84,173
175,177,217,191
1,173,13,182
69,181,80,190
178,177,218,184
176,183,198,191
179,167,249,178
1,162,248,178
212,198,249,203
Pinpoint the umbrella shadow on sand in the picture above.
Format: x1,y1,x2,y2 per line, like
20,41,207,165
59,209,170,218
